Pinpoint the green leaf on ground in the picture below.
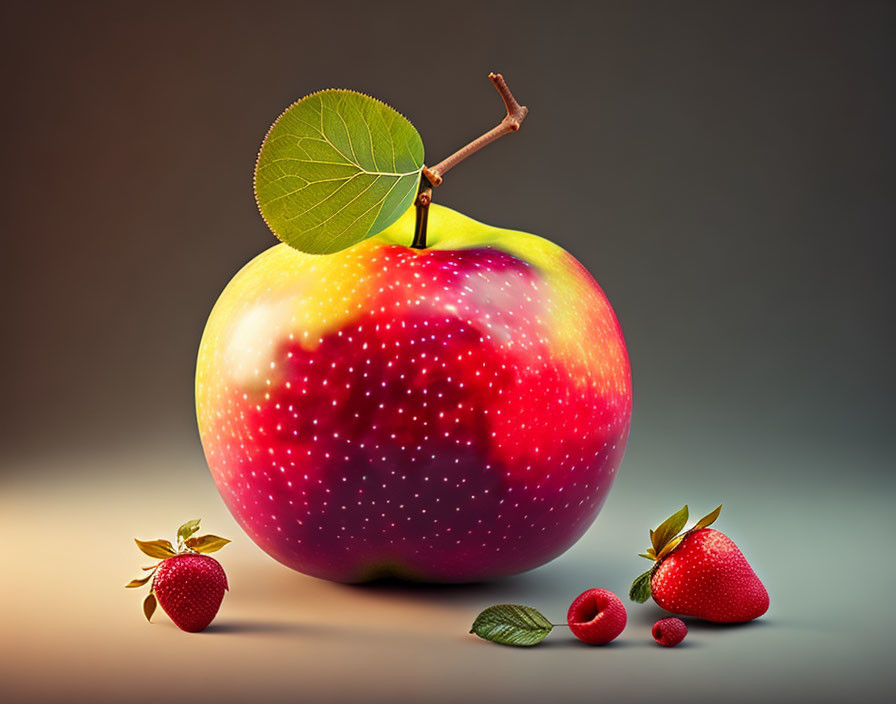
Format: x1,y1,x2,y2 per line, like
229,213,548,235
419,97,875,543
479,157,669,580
470,604,553,647
255,89,424,254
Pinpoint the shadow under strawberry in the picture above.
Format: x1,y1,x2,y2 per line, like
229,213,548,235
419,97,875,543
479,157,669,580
202,620,324,636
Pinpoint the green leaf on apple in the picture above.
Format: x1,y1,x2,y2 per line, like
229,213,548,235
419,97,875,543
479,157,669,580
470,604,553,646
254,89,424,254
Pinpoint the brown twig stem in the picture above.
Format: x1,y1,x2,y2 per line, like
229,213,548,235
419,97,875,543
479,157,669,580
410,72,528,249
425,73,529,186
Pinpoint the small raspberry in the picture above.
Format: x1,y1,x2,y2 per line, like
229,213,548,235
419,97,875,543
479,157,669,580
652,617,687,647
566,588,627,645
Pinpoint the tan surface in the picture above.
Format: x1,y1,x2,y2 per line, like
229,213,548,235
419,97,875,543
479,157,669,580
1,447,891,704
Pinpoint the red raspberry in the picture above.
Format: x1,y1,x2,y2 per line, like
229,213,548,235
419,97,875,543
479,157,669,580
652,617,687,647
566,588,627,644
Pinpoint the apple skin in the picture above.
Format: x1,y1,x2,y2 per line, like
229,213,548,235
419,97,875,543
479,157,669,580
196,204,632,582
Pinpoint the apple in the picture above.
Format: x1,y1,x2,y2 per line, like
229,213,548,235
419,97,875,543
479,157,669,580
196,204,632,582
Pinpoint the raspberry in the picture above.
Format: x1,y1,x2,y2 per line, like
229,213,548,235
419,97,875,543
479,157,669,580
652,617,687,647
566,588,627,645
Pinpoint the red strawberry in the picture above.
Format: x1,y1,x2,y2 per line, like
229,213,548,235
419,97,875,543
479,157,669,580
652,617,687,647
153,553,228,632
126,519,230,632
630,505,768,623
567,588,627,644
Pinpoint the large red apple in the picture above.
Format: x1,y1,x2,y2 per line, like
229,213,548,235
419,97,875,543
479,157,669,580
196,204,632,582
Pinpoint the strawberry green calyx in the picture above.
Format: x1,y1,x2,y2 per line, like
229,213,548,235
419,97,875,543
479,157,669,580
125,519,230,623
629,504,722,603
629,569,654,603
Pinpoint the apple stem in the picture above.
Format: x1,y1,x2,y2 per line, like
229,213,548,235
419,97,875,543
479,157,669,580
410,72,529,249
411,184,432,249
424,73,529,187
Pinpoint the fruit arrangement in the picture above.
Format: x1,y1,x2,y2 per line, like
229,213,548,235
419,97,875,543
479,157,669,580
195,74,632,582
126,520,230,632
126,506,768,642
470,505,767,647
127,74,770,648
121,74,769,648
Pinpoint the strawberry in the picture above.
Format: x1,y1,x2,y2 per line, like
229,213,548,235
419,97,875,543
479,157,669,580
630,505,768,623
152,553,228,632
126,519,230,632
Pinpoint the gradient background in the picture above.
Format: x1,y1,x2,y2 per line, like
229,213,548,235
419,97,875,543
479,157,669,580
1,1,894,702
